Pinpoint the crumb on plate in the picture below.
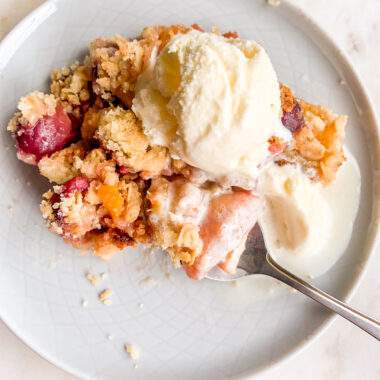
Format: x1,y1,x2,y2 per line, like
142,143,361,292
86,273,100,286
99,289,113,301
125,344,140,360
139,276,158,289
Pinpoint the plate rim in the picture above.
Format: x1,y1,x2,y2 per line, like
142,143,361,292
0,0,379,379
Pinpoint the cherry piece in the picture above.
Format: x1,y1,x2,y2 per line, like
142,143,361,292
281,101,304,133
61,177,90,195
15,105,75,163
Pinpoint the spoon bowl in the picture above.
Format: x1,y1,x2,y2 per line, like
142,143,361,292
206,224,380,341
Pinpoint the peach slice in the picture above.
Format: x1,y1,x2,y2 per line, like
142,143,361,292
98,184,124,220
183,190,260,280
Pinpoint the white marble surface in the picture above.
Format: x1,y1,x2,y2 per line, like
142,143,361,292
0,0,379,379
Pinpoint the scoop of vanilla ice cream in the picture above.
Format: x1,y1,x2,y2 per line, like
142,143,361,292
258,164,332,257
132,31,289,181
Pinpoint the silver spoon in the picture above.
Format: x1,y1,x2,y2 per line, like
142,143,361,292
206,224,380,340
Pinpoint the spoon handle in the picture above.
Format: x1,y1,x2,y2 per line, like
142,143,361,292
265,254,380,341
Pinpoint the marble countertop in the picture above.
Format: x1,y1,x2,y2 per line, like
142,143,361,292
0,0,379,379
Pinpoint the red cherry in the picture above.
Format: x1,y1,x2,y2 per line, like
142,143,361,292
61,177,89,195
15,105,75,163
281,101,304,133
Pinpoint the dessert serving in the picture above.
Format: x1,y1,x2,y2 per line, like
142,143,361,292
7,24,360,280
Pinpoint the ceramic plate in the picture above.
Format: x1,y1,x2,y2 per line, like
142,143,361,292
0,0,379,379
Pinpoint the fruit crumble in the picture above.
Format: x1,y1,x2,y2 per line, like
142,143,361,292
7,24,350,280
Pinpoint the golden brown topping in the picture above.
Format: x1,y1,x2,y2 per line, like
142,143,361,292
91,229,136,261
96,108,148,156
51,62,91,119
280,84,295,113
147,177,203,267
294,127,326,160
81,104,103,140
10,91,57,127
283,99,347,184
117,181,142,224
38,144,86,184
95,107,170,175
146,177,169,215
88,24,205,106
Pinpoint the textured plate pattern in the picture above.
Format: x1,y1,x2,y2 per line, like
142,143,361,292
0,0,378,379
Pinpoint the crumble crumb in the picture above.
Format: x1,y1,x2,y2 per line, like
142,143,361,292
12,199,19,205
8,206,14,212
38,145,85,184
99,289,113,301
266,0,280,7
15,91,57,126
306,274,313,280
81,300,88,307
100,272,108,279
95,107,170,175
134,363,138,369
103,299,112,306
138,303,144,309
139,276,158,289
107,334,114,340
231,280,238,287
125,344,140,360
86,273,100,286
51,61,91,119
165,272,172,280
5,146,10,151
339,79,346,85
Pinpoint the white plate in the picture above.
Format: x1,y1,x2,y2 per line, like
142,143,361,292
0,1,379,379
